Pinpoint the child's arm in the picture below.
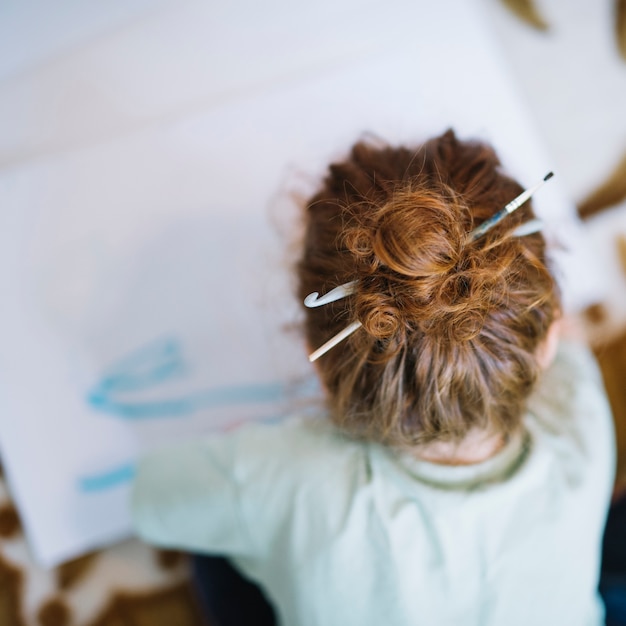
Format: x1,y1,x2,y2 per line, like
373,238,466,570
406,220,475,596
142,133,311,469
132,433,253,556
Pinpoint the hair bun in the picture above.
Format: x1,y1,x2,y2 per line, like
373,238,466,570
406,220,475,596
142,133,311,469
371,191,464,281
347,187,490,346
357,292,402,339
355,290,405,359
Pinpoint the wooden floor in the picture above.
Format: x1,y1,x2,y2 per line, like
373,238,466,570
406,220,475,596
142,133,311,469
594,332,626,484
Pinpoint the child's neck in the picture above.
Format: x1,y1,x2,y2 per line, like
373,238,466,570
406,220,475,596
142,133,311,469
414,429,506,466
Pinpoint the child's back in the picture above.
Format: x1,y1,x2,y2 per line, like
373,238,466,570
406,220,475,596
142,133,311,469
133,130,615,625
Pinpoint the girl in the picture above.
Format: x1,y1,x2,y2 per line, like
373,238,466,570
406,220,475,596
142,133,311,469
133,130,615,625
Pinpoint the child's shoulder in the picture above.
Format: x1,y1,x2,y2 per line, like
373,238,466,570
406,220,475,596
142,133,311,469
528,340,610,427
524,340,615,489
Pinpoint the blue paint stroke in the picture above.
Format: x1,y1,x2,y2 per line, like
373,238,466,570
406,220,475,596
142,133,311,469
79,463,135,492
90,381,288,419
95,337,185,395
88,336,317,420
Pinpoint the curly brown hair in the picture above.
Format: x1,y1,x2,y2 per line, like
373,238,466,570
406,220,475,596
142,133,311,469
296,130,560,446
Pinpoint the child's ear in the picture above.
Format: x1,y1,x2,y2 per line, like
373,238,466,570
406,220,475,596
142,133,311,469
536,319,561,370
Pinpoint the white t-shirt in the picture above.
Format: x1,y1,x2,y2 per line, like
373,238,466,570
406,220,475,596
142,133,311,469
132,342,615,626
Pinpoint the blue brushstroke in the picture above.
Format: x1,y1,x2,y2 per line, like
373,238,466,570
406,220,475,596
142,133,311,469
88,336,316,420
79,463,136,492
97,358,184,394
89,381,287,419
95,337,186,395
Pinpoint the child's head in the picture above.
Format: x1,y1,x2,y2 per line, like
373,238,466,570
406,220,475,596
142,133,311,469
297,130,560,447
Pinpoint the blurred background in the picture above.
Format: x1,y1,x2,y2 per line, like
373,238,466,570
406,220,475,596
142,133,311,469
1,0,625,624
